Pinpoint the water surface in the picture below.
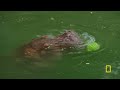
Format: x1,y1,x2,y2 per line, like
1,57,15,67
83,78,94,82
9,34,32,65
0,11,120,79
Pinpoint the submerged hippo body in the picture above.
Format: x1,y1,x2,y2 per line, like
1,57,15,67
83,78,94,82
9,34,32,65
20,30,85,60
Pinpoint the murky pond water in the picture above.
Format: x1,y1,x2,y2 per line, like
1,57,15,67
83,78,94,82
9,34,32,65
0,11,120,79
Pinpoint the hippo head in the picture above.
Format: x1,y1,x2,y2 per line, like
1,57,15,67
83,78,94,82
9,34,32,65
57,30,84,48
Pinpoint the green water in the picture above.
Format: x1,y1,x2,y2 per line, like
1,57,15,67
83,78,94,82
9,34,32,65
0,11,120,79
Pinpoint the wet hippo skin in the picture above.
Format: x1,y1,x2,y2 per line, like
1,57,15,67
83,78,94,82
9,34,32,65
20,30,84,59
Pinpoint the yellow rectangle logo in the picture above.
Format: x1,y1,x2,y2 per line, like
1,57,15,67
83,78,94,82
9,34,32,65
106,65,112,73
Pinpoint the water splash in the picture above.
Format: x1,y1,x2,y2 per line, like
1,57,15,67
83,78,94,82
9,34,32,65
80,32,96,46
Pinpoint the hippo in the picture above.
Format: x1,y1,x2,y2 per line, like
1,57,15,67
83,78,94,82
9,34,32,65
19,30,85,60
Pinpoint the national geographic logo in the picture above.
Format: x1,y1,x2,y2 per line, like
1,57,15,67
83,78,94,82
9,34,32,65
105,65,112,73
